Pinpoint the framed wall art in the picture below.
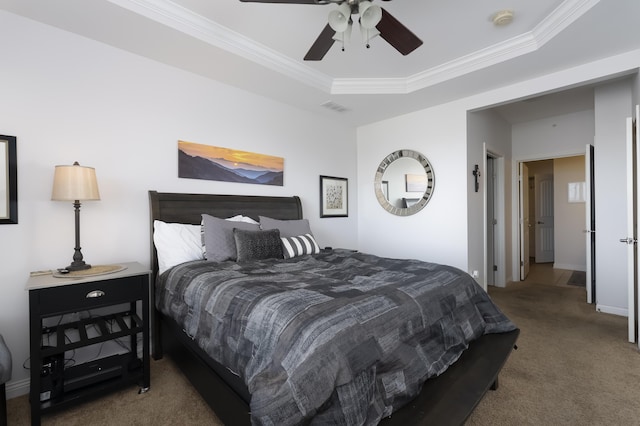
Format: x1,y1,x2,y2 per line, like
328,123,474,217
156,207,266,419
178,140,284,186
0,135,17,224
320,175,348,218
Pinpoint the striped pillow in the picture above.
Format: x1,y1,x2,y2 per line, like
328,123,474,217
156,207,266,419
281,234,321,259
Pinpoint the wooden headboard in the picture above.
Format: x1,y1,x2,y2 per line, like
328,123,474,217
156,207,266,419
148,190,303,280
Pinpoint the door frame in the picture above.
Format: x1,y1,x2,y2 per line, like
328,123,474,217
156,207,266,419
518,162,531,280
512,150,589,282
484,145,506,287
585,144,596,304
625,106,640,345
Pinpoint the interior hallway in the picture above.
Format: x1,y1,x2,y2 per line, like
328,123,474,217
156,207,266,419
523,260,581,288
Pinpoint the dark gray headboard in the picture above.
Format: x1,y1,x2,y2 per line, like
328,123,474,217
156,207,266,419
148,190,303,280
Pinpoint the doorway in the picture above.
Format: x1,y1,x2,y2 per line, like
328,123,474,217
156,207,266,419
527,161,555,266
518,155,587,281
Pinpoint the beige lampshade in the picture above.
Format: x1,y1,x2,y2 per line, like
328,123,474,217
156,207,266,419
51,162,101,201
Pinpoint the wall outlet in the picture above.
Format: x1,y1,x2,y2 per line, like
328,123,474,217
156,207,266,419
471,270,479,279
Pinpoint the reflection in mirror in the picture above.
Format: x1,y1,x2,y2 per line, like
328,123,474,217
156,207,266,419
374,149,434,216
381,157,426,207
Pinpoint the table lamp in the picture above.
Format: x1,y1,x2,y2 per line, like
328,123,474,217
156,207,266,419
51,161,100,271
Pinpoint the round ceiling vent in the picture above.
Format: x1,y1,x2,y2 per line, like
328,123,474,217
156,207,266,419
493,10,514,26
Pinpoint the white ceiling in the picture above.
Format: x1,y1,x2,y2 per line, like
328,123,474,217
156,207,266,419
2,0,639,125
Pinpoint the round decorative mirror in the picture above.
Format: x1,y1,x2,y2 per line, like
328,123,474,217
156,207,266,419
374,149,435,216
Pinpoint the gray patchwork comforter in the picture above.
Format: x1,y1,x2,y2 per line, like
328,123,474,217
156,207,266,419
156,249,516,425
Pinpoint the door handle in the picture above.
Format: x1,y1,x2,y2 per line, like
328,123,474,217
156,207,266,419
583,230,595,233
537,221,544,224
619,237,637,244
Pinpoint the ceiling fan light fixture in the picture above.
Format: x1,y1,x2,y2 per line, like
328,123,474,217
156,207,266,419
328,3,352,32
358,1,382,29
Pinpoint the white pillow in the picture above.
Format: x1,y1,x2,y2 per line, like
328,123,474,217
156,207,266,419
153,220,204,275
225,215,259,225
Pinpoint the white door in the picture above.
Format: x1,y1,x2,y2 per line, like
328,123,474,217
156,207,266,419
534,174,554,263
585,144,596,304
519,162,530,280
623,106,640,344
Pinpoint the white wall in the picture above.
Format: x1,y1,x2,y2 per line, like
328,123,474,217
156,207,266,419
512,110,595,159
358,51,640,321
357,103,469,269
467,109,513,287
553,156,587,271
594,79,634,315
0,11,357,393
634,71,640,106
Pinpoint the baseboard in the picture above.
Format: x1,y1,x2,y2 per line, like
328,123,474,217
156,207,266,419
596,304,627,317
553,263,586,271
5,377,29,399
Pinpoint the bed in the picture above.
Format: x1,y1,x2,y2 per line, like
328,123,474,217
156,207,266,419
148,190,519,425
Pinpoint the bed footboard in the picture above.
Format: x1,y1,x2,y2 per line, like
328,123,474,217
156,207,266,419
157,310,518,426
380,328,519,426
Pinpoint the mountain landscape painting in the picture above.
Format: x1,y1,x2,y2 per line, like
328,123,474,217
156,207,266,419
178,141,284,186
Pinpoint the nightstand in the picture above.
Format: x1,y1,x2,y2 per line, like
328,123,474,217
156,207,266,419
26,262,150,426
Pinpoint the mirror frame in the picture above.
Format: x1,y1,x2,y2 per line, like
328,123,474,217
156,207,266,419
0,135,17,224
374,149,435,216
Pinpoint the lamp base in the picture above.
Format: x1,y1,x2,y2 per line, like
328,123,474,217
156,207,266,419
66,261,92,271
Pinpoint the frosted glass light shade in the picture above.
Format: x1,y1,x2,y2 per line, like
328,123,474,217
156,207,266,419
51,162,100,201
359,1,382,29
329,3,352,32
333,22,353,44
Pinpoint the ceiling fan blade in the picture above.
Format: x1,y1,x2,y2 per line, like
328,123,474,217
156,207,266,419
376,8,423,56
239,0,325,4
304,23,335,61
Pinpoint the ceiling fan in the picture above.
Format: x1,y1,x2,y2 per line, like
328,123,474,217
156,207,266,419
238,0,423,61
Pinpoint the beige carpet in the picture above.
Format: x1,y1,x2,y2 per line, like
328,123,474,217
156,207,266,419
7,271,640,425
467,279,640,425
7,357,221,425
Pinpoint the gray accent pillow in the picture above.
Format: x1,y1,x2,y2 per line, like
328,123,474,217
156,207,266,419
259,216,312,238
234,228,283,262
202,214,260,262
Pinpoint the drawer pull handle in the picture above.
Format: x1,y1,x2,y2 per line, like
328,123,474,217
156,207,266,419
86,290,105,298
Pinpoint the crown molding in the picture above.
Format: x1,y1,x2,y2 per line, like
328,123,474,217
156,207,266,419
106,0,333,92
332,0,600,94
107,0,599,96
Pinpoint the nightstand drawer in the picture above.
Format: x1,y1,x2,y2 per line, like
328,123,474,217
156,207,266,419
36,276,143,315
